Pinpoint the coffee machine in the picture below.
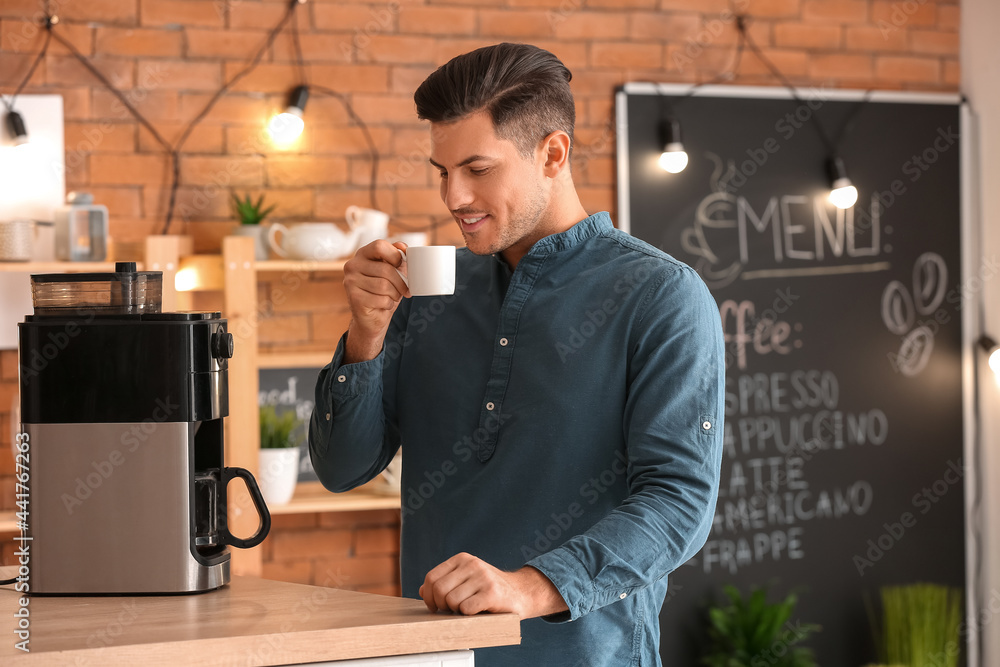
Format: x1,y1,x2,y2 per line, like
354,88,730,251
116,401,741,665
18,263,270,594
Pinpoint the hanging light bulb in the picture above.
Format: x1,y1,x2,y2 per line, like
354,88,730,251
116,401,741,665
5,110,30,147
980,336,1000,375
827,156,858,209
267,85,309,145
658,118,688,174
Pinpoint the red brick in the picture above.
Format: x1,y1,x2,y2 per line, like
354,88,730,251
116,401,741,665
478,10,555,38
0,21,92,56
139,123,223,153
910,30,959,56
0,0,44,19
505,0,568,6
1,352,18,382
579,156,615,187
802,0,867,22
53,87,91,119
312,3,393,32
316,189,377,219
351,156,433,190
741,0,801,19
137,60,221,91
774,22,842,49
937,5,959,31
577,186,615,218
399,7,476,35
741,48,808,77
808,53,873,79
310,126,393,156
262,559,312,585
875,55,940,83
666,44,733,74
178,93,270,125
844,25,908,51
95,27,182,57
218,62,303,94
586,0,655,7
309,64,391,94
270,33,353,65
390,65,436,94
46,55,134,89
140,0,225,28
64,121,136,153
92,89,179,122
871,1,936,29
0,53,44,87
551,11,629,40
266,156,348,187
181,155,265,187
270,528,352,561
185,28,267,59
91,153,170,185
942,59,959,87
660,0,730,9
349,95,418,125
433,38,505,65
66,155,89,188
394,188,443,216
591,42,662,69
145,185,230,221
61,0,138,25
355,34,438,65
523,40,588,70
314,555,397,588
82,186,143,218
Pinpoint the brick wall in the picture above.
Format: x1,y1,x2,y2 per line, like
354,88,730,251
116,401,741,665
0,0,961,587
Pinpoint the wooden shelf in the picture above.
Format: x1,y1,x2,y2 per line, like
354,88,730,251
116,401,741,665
0,512,19,533
256,258,348,272
258,350,332,368
0,260,143,272
271,481,400,515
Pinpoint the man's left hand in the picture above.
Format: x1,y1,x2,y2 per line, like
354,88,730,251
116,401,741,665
418,552,569,619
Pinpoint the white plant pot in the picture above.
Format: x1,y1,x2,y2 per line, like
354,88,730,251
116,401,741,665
231,224,271,260
259,447,300,506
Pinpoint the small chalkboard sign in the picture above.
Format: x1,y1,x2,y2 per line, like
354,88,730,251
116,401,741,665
259,366,323,482
616,84,970,665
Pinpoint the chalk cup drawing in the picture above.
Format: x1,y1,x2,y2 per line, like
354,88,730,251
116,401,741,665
881,252,947,377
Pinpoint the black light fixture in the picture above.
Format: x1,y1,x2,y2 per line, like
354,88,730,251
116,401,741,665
658,117,688,174
827,155,858,209
5,110,29,147
980,335,1000,375
267,85,309,145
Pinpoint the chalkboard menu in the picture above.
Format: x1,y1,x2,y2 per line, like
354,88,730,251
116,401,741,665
259,366,322,483
615,84,967,665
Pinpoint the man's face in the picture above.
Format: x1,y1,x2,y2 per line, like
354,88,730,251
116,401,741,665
429,111,549,260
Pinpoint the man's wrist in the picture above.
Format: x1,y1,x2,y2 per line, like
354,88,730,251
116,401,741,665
343,322,385,364
514,566,569,619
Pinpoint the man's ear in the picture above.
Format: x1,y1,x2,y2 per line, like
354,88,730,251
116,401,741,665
538,130,572,178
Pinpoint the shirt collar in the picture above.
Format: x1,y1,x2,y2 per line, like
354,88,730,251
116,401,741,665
491,211,613,268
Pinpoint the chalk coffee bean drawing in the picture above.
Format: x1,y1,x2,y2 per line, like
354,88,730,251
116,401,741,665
881,252,947,377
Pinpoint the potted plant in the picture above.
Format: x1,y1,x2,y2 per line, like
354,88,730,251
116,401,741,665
864,583,962,667
231,192,277,260
700,584,820,667
258,404,301,505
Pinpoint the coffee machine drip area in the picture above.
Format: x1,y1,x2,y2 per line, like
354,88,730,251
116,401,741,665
18,263,271,595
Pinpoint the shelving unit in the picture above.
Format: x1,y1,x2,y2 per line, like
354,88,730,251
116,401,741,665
145,236,398,576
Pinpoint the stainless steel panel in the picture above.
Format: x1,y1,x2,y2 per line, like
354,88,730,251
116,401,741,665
26,422,230,594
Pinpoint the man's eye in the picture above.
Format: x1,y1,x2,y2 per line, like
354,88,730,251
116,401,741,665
438,171,448,179
470,168,489,176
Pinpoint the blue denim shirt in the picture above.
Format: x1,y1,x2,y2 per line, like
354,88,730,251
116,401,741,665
309,212,725,666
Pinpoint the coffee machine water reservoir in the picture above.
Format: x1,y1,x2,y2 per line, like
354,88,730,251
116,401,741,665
18,263,270,594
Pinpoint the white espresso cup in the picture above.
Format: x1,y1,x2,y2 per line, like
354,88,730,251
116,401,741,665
395,246,455,297
345,206,390,248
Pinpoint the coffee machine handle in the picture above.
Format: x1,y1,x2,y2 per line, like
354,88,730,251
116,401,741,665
220,467,271,549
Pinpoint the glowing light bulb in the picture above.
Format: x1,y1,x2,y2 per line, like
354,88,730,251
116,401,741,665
267,109,304,145
829,180,858,209
659,144,689,173
990,346,1000,375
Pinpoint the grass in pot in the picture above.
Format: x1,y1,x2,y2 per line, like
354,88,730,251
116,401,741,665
258,405,301,505
231,192,277,260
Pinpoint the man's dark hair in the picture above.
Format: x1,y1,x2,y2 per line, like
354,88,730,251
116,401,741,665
414,43,575,158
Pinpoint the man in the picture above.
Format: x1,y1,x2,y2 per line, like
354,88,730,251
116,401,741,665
309,43,724,666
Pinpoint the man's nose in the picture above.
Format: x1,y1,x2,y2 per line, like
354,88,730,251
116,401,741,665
443,174,473,212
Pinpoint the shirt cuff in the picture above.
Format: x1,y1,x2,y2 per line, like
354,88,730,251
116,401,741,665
327,332,384,396
526,547,594,623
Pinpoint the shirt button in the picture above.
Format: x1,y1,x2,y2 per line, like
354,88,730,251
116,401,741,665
325,413,331,421
486,402,495,411
702,421,712,430
619,593,627,599
499,337,508,346
337,375,347,383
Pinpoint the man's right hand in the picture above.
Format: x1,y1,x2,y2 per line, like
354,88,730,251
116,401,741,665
342,239,411,363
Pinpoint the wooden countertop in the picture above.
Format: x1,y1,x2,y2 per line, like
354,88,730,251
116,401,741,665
0,567,519,665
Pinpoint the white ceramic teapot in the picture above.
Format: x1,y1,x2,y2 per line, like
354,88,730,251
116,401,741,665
267,222,360,261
